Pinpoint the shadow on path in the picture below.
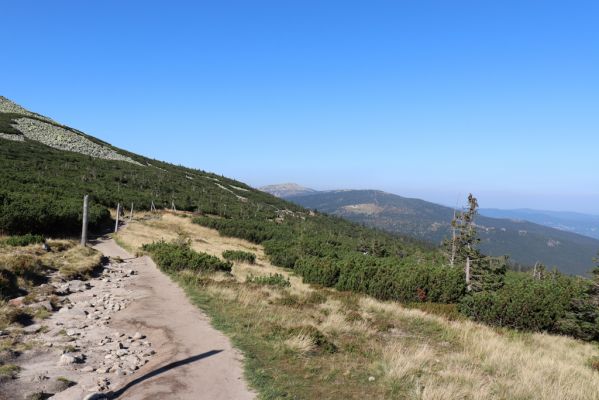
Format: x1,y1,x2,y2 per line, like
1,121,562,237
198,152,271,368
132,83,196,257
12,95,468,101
107,350,223,399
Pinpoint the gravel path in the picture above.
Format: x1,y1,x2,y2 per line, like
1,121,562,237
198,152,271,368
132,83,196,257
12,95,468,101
91,238,254,400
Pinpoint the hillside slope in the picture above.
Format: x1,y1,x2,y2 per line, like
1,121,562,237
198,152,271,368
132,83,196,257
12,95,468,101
480,208,599,240
0,97,429,262
0,97,307,233
286,189,599,276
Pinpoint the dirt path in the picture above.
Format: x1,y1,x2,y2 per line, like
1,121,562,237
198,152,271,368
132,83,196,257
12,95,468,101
93,238,255,400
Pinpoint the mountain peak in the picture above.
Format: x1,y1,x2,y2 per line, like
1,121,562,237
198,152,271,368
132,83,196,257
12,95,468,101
260,183,317,198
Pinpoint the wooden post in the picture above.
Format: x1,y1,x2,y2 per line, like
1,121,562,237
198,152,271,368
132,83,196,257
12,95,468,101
81,195,89,246
151,200,156,212
115,203,120,233
172,201,176,212
129,203,134,222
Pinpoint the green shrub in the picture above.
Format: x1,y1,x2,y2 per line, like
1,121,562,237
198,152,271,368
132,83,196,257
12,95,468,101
334,255,465,303
0,192,111,236
142,240,232,273
222,250,256,264
295,257,340,287
246,273,290,288
5,234,45,247
459,272,597,339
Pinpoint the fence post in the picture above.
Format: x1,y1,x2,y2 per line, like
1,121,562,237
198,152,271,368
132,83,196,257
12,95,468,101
115,203,120,233
81,195,89,246
130,203,134,222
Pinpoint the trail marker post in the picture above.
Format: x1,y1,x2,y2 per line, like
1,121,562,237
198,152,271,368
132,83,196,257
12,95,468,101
115,203,120,233
81,195,89,246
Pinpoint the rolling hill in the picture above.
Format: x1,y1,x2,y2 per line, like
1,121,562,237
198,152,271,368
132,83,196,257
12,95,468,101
480,208,599,240
259,183,317,198
278,189,599,276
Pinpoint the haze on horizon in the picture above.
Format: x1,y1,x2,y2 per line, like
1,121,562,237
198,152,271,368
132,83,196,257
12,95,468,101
2,1,598,214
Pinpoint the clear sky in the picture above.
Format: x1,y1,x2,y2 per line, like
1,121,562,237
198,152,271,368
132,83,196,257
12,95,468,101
2,1,598,213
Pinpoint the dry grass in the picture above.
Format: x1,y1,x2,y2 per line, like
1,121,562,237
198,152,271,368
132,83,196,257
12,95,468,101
117,212,599,400
45,241,103,279
0,240,102,329
116,212,310,295
0,240,102,281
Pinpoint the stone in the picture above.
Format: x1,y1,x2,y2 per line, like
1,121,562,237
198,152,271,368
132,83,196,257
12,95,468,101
30,300,53,311
58,354,77,366
23,324,42,334
68,280,90,293
82,366,95,372
132,332,145,340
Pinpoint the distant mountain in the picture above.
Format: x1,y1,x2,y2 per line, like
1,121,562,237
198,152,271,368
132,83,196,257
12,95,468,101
260,183,317,198
285,189,599,276
480,208,599,240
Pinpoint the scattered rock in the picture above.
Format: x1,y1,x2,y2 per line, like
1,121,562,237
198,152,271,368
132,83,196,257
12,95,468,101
132,332,145,340
8,296,26,307
58,354,78,366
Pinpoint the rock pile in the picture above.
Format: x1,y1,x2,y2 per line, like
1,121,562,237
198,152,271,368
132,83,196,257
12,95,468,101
12,117,142,165
7,256,156,398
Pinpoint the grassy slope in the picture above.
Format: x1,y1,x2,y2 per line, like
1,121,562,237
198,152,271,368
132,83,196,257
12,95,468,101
117,213,599,400
287,190,599,275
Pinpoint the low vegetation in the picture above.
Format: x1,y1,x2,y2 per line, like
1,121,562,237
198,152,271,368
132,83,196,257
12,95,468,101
142,240,232,273
222,250,256,264
116,214,599,399
4,234,45,247
246,273,290,287
195,197,599,341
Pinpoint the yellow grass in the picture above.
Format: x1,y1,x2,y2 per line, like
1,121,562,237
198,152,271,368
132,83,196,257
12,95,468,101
116,212,599,400
116,212,310,295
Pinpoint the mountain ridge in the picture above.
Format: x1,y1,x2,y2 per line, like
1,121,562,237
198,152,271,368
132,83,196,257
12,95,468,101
278,188,599,276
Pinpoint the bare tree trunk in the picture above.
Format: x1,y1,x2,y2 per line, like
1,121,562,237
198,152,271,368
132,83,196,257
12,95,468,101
81,195,89,246
129,203,134,222
466,255,472,291
450,210,457,267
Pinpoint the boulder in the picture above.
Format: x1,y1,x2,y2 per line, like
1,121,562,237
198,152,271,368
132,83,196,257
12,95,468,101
58,353,78,366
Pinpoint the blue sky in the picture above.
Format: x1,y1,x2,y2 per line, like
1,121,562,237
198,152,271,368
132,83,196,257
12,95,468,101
2,1,598,213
